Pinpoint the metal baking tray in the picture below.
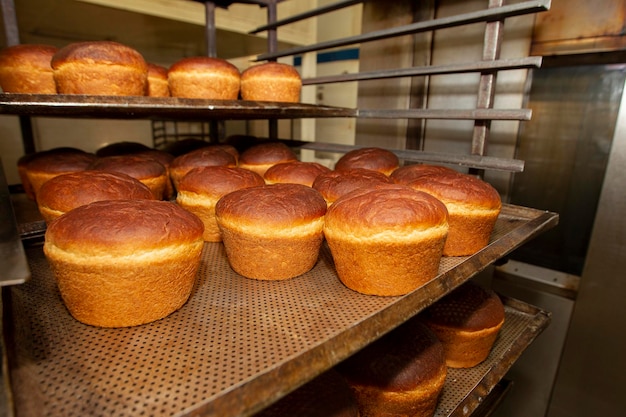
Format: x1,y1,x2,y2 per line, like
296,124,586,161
0,94,357,120
1,204,557,417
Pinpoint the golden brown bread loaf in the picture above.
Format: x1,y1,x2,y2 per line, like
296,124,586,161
176,166,265,242
37,170,154,223
24,148,97,199
169,146,238,190
256,369,359,417
146,62,170,97
0,44,58,94
391,163,458,185
324,184,448,296
406,171,502,256
168,56,240,100
263,161,331,187
337,318,447,417
334,147,400,176
420,281,505,368
215,183,327,280
51,41,148,96
43,199,204,328
240,62,302,103
88,155,168,200
237,141,298,177
312,168,393,206
133,148,176,199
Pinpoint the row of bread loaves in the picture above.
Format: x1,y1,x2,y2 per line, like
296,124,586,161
0,42,301,101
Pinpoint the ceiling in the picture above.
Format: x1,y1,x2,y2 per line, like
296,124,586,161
1,0,300,66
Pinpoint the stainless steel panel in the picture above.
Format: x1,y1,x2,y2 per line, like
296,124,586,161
547,75,626,417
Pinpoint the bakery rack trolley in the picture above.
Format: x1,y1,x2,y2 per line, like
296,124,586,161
0,1,558,417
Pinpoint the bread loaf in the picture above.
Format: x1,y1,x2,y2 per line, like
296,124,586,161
337,318,446,417
312,168,392,206
169,146,238,190
334,147,399,176
0,44,57,94
324,184,448,296
176,166,265,242
147,62,170,97
240,62,301,103
51,41,148,96
238,141,298,177
420,281,505,368
407,171,501,256
168,56,240,100
263,161,331,187
88,154,168,200
43,199,204,328
37,170,154,223
215,183,327,280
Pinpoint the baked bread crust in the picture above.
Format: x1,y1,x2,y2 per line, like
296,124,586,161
0,44,58,93
391,164,458,185
147,62,170,97
238,141,298,177
324,184,449,296
51,41,148,96
312,168,392,206
168,56,240,99
176,166,265,242
88,154,168,200
240,62,301,102
37,170,154,223
421,281,505,368
169,146,238,189
407,171,502,256
43,199,204,328
338,318,447,417
334,147,400,176
215,183,327,280
25,149,97,198
263,161,331,187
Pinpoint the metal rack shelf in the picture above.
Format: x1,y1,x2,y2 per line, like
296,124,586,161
2,204,557,417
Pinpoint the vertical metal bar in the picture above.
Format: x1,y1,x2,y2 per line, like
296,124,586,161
204,1,220,142
471,0,505,157
205,1,217,58
266,0,278,138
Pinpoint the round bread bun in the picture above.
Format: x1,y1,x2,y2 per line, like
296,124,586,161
169,146,238,190
215,183,327,280
256,369,359,417
420,281,505,368
36,170,155,223
88,155,168,200
312,168,392,206
263,161,331,187
237,141,298,177
324,184,448,296
391,163,458,185
334,147,399,176
168,56,240,100
24,148,97,199
337,318,446,417
0,44,58,94
176,166,265,242
147,62,170,97
407,171,501,256
43,199,204,328
240,62,302,103
51,41,148,96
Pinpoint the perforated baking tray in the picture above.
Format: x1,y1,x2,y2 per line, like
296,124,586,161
2,204,557,417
